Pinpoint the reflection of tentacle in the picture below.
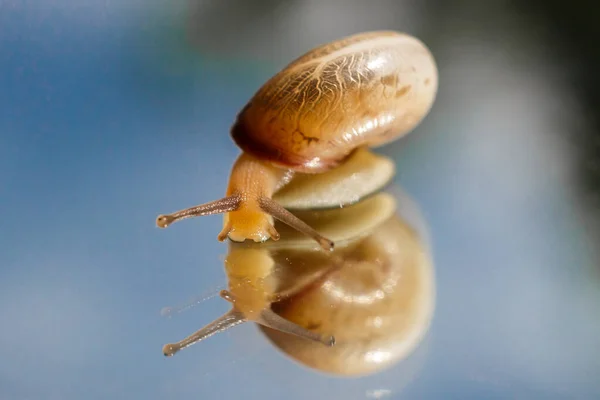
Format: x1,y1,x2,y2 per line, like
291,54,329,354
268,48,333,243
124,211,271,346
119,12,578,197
257,309,335,347
163,309,245,357
269,256,343,302
160,285,225,318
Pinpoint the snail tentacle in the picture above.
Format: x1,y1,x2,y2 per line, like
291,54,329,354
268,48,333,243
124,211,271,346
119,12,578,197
259,197,334,252
156,195,241,228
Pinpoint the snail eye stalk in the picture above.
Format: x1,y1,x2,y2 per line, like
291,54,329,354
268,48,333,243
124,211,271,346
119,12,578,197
259,197,334,252
156,196,241,228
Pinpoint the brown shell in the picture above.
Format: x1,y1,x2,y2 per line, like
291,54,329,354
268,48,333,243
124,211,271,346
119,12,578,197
231,31,439,173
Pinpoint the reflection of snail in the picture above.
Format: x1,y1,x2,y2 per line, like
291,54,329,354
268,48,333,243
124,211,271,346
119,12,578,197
155,30,438,251
163,190,435,377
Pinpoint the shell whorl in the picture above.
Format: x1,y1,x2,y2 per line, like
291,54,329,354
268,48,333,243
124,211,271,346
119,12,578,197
232,31,438,172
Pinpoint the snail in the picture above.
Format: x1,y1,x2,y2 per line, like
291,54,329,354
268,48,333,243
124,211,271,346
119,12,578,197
156,31,438,251
162,189,435,378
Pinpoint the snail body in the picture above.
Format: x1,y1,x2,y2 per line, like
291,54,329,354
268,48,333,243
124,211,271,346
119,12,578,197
156,31,438,250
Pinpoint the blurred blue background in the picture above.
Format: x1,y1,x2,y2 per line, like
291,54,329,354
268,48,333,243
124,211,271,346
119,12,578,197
1,0,599,399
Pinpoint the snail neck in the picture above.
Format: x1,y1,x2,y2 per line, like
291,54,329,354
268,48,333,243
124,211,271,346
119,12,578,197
219,152,335,251
218,153,290,243
155,151,335,250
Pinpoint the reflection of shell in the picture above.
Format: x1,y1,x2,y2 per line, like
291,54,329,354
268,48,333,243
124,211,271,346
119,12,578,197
260,213,435,376
162,190,435,377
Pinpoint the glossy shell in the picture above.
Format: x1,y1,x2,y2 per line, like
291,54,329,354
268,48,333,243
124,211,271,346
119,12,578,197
231,31,438,173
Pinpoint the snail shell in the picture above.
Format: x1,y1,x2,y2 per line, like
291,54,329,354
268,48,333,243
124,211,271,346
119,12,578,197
232,31,438,172
156,31,437,254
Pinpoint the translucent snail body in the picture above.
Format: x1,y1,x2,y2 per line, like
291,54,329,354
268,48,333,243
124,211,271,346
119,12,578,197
156,31,438,249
